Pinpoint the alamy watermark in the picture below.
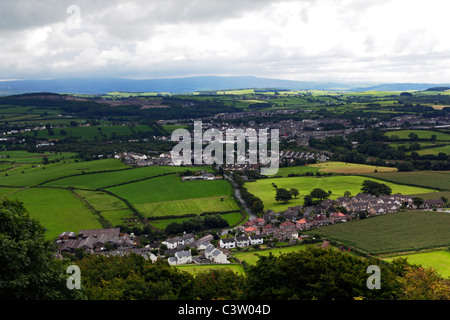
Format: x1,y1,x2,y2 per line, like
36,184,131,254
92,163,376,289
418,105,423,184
66,265,81,290
366,265,381,290
66,5,82,30
170,121,279,176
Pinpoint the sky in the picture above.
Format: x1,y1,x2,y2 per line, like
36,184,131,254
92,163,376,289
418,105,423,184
2,0,450,83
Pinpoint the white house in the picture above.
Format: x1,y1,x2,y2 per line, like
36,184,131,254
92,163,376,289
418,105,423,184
235,236,250,248
170,250,192,265
219,238,236,249
249,235,264,246
205,244,229,264
162,238,178,249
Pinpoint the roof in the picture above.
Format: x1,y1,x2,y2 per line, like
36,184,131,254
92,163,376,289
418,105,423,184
175,250,192,258
221,238,236,243
78,228,120,238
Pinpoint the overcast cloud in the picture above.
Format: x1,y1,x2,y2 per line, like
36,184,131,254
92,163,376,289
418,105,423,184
1,0,450,83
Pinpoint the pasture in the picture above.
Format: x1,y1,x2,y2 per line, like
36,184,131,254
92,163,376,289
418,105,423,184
149,211,243,229
384,251,450,278
231,244,311,266
0,158,130,187
244,175,436,212
306,211,450,254
385,129,450,141
7,187,102,240
175,264,246,276
0,150,76,164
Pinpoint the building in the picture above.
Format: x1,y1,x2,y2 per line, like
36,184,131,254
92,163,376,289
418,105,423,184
219,238,236,249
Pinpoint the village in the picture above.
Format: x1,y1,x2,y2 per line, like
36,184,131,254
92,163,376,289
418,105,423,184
55,191,446,266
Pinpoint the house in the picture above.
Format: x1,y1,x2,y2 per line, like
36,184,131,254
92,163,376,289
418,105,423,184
313,214,330,227
244,226,260,235
296,218,312,230
249,235,264,245
174,250,192,265
421,199,445,209
219,238,236,249
235,236,250,248
329,212,347,223
205,244,229,264
369,205,387,215
280,220,296,231
263,210,277,222
262,223,278,235
251,217,265,226
162,238,179,250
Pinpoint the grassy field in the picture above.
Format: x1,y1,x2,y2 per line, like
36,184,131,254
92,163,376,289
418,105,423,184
231,244,312,265
43,165,208,189
0,159,130,187
414,144,450,156
384,251,450,278
149,211,243,229
364,171,450,191
175,264,246,276
7,187,102,239
385,130,450,141
137,196,240,218
0,150,77,164
310,161,397,174
106,174,238,217
307,211,450,254
245,175,436,212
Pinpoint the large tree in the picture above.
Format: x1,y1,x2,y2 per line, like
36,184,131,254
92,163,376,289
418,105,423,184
275,188,292,204
0,199,82,300
310,188,330,201
361,180,392,196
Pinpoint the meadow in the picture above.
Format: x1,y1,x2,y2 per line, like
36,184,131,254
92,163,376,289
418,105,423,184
231,244,312,266
0,159,130,187
175,264,246,276
0,150,77,164
384,251,450,278
244,175,436,212
149,211,244,229
106,174,238,218
306,211,450,254
6,187,103,239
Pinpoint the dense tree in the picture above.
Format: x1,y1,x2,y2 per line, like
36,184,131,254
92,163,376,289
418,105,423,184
310,188,330,201
275,188,292,204
361,180,392,196
0,199,82,300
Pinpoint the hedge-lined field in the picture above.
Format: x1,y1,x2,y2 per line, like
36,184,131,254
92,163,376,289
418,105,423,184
307,211,450,254
384,251,450,278
244,175,436,212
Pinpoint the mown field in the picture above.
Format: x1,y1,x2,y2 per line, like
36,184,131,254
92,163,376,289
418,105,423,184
384,251,450,278
231,244,312,266
306,211,450,254
363,171,450,191
245,175,436,212
310,161,397,174
106,174,239,218
175,264,246,276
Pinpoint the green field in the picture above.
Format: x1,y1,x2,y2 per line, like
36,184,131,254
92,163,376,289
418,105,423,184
232,244,311,265
364,171,450,191
0,150,77,164
149,211,243,229
7,187,102,239
106,174,238,217
43,165,208,189
175,264,245,276
245,175,436,212
385,130,450,141
307,211,450,254
384,251,450,278
0,159,130,187
137,196,240,218
415,144,450,156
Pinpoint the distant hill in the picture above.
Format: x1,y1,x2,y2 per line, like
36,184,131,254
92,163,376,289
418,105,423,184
0,76,449,95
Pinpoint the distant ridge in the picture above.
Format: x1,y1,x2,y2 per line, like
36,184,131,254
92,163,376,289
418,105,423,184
0,76,449,95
